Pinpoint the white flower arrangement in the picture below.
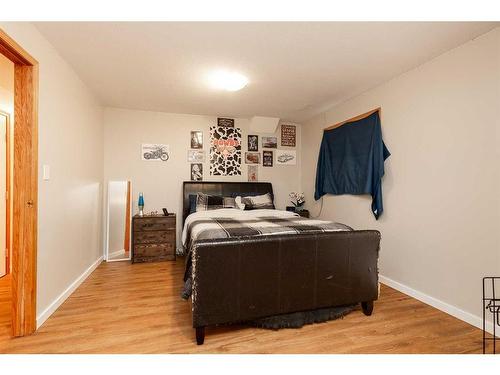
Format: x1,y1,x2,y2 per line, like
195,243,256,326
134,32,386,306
289,192,305,207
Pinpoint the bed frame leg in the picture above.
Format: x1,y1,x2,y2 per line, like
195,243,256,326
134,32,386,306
361,301,374,316
196,327,205,345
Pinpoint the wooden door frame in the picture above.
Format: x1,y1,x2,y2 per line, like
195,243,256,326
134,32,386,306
0,28,39,337
0,110,11,275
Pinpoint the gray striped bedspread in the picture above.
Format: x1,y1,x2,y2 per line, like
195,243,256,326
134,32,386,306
181,209,352,299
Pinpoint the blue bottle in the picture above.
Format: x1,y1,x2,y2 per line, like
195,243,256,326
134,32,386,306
138,192,144,216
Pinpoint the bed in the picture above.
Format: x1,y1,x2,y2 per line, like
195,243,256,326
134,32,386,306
182,181,380,345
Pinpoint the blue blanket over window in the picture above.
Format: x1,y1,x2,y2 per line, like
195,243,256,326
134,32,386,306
314,111,390,219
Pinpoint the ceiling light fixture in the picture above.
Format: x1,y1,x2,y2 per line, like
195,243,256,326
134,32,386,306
208,70,249,92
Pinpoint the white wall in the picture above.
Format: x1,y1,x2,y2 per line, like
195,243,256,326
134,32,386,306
103,108,301,251
0,23,104,323
302,28,500,329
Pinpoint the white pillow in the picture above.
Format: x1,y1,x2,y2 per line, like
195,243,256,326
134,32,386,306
234,196,246,210
242,193,275,209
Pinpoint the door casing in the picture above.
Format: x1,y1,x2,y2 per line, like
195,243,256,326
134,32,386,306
0,28,38,337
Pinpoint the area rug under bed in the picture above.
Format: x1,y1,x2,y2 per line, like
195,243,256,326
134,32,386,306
246,305,356,330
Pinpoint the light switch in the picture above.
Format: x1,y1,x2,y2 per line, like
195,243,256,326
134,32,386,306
42,165,50,180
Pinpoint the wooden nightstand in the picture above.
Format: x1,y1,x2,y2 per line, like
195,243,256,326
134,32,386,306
132,214,176,263
297,210,310,218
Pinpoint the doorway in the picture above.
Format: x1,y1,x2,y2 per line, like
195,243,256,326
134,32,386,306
0,28,38,337
0,111,10,278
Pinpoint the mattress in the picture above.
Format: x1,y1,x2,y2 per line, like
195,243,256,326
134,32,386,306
182,208,352,249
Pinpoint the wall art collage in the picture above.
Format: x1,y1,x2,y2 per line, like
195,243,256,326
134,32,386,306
243,124,297,181
184,121,296,182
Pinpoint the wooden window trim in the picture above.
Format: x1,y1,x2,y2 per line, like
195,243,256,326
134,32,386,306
324,107,381,131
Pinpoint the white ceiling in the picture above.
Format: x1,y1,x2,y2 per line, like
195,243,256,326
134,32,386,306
34,22,498,123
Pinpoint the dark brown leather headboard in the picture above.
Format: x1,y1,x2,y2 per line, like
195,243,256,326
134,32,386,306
182,181,274,224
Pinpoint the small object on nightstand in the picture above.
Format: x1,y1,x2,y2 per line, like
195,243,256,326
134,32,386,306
132,213,176,263
297,210,310,218
289,192,306,213
162,208,169,216
138,192,145,217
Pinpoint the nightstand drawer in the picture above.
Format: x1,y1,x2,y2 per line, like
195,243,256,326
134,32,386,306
134,243,174,258
133,253,175,263
133,217,175,232
134,230,174,244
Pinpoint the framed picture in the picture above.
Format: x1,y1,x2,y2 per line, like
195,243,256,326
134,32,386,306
245,152,260,164
141,144,170,162
281,124,296,147
262,136,277,148
210,126,242,176
263,151,273,167
217,117,234,127
191,163,203,181
276,150,296,165
248,135,258,151
188,150,205,163
248,165,258,182
191,131,203,149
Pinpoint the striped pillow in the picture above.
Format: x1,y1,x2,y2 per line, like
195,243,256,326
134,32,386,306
195,193,236,212
241,193,274,210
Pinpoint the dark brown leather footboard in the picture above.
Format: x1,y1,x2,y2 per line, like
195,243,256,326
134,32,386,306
191,230,380,342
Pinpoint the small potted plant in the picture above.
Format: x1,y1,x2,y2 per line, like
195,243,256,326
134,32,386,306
289,192,305,212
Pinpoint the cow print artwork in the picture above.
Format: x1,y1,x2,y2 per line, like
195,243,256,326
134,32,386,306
210,126,242,176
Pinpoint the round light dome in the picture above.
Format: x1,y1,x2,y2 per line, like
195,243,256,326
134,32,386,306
208,70,249,92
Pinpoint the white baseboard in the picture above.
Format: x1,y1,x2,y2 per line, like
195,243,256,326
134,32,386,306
379,274,498,337
36,256,103,329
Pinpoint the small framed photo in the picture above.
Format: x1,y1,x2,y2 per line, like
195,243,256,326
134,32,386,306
141,144,170,162
191,163,203,181
217,117,235,127
245,152,260,164
248,165,258,182
248,135,258,151
188,150,205,163
263,151,273,167
276,150,296,165
191,131,203,149
281,124,296,147
262,136,277,149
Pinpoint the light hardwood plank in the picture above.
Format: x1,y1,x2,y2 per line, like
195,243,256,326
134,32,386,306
0,260,491,354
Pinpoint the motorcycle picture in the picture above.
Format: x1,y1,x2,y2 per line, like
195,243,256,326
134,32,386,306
143,145,169,161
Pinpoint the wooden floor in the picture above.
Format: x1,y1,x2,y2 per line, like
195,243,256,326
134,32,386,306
0,260,489,354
